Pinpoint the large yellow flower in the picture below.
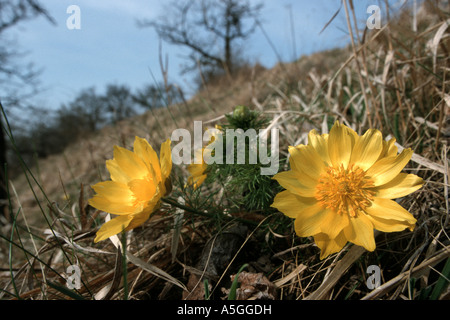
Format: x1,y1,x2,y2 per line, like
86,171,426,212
89,137,172,243
271,121,423,259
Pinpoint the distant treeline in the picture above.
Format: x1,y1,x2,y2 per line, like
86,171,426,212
8,82,183,168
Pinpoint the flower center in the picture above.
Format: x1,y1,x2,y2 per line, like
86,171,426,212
315,164,375,217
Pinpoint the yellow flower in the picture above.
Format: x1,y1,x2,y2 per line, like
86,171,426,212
186,125,222,189
89,137,172,242
271,121,423,259
187,147,208,189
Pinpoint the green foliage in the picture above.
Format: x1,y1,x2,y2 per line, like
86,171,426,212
227,263,248,300
415,258,450,300
224,105,270,132
201,105,280,214
203,279,210,300
429,258,450,300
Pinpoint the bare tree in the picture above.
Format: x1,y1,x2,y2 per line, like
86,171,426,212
140,0,262,77
104,84,138,124
0,0,54,91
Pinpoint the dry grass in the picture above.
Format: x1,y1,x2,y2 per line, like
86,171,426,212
0,1,449,300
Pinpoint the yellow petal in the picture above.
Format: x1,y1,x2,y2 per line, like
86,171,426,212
125,211,152,232
94,215,132,243
112,145,148,180
343,214,376,252
133,136,162,182
160,139,172,182
365,148,413,186
289,144,325,181
89,195,136,215
106,159,130,184
366,215,413,233
272,170,317,197
346,125,359,146
374,173,423,199
350,129,383,171
319,209,350,240
128,178,157,203
187,159,207,188
314,232,348,260
91,181,134,203
294,202,330,237
328,121,353,169
89,181,136,215
271,190,316,219
188,162,207,176
126,190,161,231
365,198,416,230
308,130,331,166
187,173,207,189
379,137,398,160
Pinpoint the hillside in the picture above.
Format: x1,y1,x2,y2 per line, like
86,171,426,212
7,46,351,228
1,2,449,301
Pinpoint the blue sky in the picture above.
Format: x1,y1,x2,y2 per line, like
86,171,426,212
5,0,405,111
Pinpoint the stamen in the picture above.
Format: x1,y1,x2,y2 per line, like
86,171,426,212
315,164,375,217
